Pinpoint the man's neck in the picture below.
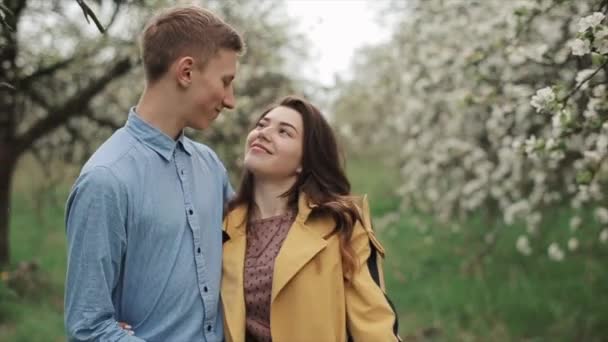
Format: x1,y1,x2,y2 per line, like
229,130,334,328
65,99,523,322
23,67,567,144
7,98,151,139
135,83,185,140
252,177,296,220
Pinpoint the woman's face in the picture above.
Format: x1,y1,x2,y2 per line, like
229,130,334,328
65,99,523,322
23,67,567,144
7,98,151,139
244,106,304,180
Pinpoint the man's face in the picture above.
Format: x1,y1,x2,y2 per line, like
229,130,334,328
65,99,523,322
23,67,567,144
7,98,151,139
184,49,238,130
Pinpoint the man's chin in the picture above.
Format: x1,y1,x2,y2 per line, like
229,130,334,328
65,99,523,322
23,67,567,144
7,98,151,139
188,119,211,130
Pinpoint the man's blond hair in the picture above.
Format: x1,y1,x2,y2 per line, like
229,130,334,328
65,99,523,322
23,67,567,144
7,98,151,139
140,6,245,83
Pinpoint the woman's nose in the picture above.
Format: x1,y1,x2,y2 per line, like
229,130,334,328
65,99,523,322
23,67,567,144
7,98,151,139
257,128,271,141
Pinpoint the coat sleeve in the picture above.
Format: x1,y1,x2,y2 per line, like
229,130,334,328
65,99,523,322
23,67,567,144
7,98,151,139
345,195,401,342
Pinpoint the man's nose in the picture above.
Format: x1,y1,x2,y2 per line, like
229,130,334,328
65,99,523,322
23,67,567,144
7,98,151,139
222,87,236,110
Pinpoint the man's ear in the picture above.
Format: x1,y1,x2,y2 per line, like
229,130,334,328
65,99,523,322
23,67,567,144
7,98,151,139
175,56,195,87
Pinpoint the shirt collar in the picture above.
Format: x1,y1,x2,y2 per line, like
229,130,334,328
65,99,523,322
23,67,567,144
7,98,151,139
125,107,193,161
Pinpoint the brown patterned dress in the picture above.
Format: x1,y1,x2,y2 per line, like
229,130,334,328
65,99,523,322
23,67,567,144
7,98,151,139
244,211,295,342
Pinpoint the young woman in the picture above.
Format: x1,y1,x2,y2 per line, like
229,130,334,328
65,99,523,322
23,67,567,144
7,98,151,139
221,95,400,341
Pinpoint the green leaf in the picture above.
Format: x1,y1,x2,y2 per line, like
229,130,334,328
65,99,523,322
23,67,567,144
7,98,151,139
591,52,605,67
514,7,528,17
576,169,593,185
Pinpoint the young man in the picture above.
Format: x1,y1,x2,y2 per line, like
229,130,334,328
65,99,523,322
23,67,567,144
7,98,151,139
64,6,244,341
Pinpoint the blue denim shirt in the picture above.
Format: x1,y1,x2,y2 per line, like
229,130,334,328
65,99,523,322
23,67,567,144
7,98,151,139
65,109,232,341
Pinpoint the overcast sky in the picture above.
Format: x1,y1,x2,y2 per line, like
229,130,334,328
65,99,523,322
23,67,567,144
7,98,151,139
284,0,390,86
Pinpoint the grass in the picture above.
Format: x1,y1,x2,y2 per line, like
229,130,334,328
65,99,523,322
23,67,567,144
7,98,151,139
380,212,608,341
0,190,67,342
1,157,607,341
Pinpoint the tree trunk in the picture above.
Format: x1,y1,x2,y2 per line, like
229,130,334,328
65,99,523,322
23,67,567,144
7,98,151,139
0,144,17,266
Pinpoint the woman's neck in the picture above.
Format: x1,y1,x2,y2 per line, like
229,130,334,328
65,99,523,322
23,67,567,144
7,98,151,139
252,177,296,220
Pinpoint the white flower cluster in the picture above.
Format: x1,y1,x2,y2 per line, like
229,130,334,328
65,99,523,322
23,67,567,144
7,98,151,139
531,87,556,113
333,1,608,260
570,12,607,56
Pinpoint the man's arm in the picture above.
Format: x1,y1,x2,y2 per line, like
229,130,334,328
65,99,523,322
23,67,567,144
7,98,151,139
64,167,145,341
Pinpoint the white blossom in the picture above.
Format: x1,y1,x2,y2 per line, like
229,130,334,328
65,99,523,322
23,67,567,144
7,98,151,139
594,27,608,54
577,12,605,33
570,216,582,231
530,87,556,112
569,38,591,56
584,150,602,164
504,200,529,225
594,207,608,224
548,243,565,261
567,237,579,251
516,235,532,256
545,137,557,150
597,134,608,154
578,185,591,203
600,229,608,243
524,135,537,154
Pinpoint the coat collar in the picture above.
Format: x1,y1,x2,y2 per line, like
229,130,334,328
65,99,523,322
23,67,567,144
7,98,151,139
223,191,319,236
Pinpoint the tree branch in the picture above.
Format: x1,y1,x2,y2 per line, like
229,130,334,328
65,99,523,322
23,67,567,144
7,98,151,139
19,56,80,87
22,85,50,108
75,0,106,33
560,59,608,108
14,56,133,155
6,0,27,25
0,82,15,90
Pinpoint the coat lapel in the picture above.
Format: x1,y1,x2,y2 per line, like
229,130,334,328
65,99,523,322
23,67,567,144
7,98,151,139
271,218,328,302
221,207,247,342
271,194,329,302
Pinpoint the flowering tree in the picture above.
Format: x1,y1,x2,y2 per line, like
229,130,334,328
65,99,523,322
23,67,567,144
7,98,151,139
333,0,608,260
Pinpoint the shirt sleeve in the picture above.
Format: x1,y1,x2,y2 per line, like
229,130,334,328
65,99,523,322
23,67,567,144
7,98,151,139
345,197,401,341
220,159,234,205
64,167,145,342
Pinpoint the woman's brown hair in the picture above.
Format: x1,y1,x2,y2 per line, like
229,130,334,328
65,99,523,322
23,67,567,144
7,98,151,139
228,95,362,280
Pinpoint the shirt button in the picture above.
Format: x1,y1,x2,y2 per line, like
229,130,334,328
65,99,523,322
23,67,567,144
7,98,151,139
204,286,208,292
197,247,201,254
207,325,212,332
180,169,184,175
189,209,194,215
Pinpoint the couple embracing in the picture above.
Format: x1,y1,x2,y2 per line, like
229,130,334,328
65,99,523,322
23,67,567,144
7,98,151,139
64,5,400,342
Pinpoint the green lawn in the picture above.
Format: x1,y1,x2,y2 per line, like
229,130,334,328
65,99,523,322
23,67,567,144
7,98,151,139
1,158,607,341
1,191,67,342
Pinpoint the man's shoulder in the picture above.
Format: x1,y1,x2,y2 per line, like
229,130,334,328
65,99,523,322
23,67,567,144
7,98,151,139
82,128,137,171
77,129,142,190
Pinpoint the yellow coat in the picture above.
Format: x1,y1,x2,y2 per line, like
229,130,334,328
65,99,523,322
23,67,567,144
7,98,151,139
221,193,401,342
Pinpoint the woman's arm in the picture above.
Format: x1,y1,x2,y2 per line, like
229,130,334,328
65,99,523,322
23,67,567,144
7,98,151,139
345,196,401,341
